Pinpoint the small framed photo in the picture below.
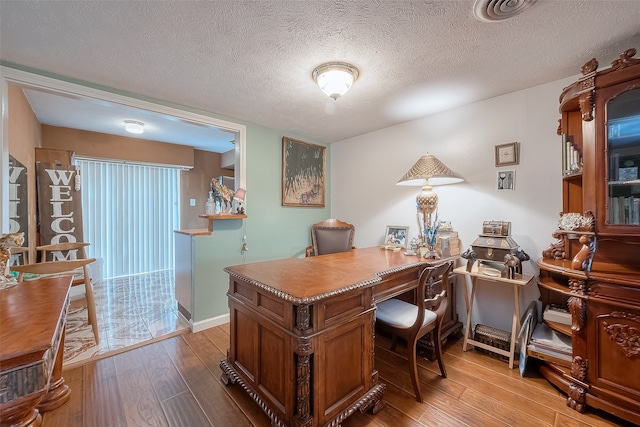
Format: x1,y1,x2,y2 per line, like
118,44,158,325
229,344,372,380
498,170,515,190
495,142,519,166
384,225,409,248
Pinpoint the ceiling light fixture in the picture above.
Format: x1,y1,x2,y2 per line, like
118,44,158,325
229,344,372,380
124,120,144,134
312,62,359,100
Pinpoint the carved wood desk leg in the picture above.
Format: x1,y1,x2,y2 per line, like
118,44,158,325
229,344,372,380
0,393,45,427
294,339,313,427
37,329,71,412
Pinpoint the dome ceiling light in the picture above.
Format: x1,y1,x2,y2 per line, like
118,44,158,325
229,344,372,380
312,62,359,100
124,120,144,134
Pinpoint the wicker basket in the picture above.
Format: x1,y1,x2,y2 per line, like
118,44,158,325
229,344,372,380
473,324,511,362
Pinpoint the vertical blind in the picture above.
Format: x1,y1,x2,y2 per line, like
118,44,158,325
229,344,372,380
76,159,180,279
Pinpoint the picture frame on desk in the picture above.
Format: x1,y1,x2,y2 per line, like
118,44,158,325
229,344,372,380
384,225,409,248
495,142,519,166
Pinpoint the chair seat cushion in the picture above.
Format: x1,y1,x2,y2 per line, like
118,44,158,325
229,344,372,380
376,298,437,328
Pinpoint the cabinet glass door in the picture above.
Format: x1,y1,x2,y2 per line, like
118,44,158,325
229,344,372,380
607,88,640,225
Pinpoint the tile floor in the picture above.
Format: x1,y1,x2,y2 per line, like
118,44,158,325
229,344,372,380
63,269,190,368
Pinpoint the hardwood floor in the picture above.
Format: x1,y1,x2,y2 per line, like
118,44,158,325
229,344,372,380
43,325,633,427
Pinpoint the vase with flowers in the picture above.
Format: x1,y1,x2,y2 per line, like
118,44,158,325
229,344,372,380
423,211,440,259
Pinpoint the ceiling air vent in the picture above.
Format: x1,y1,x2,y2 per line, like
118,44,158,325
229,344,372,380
473,0,537,22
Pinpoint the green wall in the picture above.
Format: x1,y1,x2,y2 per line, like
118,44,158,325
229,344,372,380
192,122,331,322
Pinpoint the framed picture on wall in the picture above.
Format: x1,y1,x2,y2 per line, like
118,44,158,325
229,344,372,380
282,137,326,207
384,225,409,248
495,142,520,166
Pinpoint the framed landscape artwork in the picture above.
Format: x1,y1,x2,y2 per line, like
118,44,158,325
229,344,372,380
282,137,326,207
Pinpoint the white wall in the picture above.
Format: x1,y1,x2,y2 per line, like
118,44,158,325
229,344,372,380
331,76,575,332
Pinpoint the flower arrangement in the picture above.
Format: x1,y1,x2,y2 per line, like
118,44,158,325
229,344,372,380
424,211,440,246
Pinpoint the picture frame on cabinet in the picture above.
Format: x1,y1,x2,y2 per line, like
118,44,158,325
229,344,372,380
282,137,326,207
384,225,409,248
495,142,519,166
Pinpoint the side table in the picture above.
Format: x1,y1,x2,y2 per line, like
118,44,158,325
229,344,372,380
453,264,534,369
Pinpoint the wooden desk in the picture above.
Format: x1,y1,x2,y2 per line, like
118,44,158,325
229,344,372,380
221,247,453,427
0,276,72,427
453,264,534,369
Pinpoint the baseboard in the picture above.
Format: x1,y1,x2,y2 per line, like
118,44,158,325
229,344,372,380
191,313,230,332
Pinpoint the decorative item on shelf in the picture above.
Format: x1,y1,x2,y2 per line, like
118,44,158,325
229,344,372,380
504,253,520,279
205,191,215,215
562,134,582,175
461,248,478,271
234,188,246,215
397,153,463,257
211,178,235,214
0,232,24,289
468,220,529,274
558,212,594,231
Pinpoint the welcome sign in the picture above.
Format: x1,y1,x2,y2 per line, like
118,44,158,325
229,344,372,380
8,155,28,248
36,162,84,247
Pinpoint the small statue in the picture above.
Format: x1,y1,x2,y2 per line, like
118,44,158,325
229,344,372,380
514,249,530,274
461,248,477,272
504,253,520,279
0,232,24,288
211,179,235,214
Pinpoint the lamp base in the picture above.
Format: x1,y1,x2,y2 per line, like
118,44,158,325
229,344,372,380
422,244,440,260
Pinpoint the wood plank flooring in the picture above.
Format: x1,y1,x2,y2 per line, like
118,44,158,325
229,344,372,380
43,324,634,427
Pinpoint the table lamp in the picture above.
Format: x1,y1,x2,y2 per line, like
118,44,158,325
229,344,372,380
397,154,463,255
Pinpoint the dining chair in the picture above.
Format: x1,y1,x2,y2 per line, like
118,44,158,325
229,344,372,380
11,258,100,344
37,241,90,263
375,261,453,402
305,218,355,257
9,247,29,265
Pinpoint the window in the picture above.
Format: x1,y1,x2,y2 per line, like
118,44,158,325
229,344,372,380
77,159,180,278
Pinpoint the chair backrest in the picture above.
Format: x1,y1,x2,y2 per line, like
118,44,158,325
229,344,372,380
415,261,453,330
11,258,96,282
9,247,29,266
37,242,89,262
310,219,355,256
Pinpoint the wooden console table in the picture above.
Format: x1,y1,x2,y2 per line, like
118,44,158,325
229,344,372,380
0,276,72,427
221,247,454,427
454,264,534,369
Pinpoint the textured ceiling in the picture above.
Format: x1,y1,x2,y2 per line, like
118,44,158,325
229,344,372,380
1,0,640,147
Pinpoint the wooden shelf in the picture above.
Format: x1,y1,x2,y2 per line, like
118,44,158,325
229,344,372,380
544,320,573,337
198,214,247,232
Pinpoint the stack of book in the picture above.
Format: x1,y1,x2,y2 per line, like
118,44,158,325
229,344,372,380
527,323,572,367
543,304,571,326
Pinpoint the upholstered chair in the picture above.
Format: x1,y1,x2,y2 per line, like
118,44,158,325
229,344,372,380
305,218,355,257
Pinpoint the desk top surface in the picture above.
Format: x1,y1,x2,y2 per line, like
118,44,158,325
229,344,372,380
1,275,72,368
225,247,453,303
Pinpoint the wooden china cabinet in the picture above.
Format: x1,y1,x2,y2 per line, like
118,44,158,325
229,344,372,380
537,48,640,424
